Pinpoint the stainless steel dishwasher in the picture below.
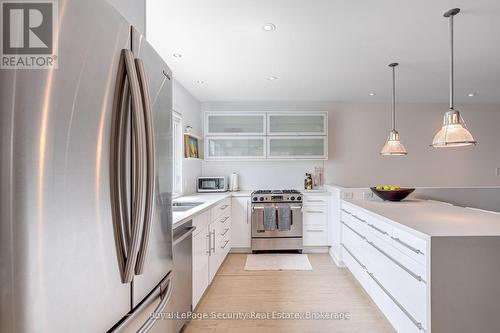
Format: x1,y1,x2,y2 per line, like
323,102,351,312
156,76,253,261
170,221,196,333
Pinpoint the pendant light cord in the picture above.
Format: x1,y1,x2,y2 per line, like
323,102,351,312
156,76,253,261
449,14,454,110
392,65,396,130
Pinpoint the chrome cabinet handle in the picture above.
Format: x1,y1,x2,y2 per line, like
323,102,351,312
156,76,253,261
306,229,323,233
306,210,324,214
367,272,426,331
391,237,424,255
220,216,230,223
367,223,388,235
221,240,230,249
246,200,250,224
367,241,425,283
341,208,351,215
341,244,366,269
206,233,211,255
110,49,146,284
306,199,324,202
341,222,366,240
134,57,156,275
219,204,229,210
351,214,366,223
211,230,216,253
220,228,229,236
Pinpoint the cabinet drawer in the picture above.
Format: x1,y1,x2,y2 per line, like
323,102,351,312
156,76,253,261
303,226,328,246
391,227,427,266
342,244,370,292
367,235,427,328
367,271,425,333
212,198,231,220
192,210,210,236
303,208,327,226
303,195,329,205
365,215,392,240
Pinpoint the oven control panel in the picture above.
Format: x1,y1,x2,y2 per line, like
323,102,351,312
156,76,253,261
251,190,302,203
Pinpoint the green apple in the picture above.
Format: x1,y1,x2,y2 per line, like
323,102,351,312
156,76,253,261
376,186,383,190
383,186,390,191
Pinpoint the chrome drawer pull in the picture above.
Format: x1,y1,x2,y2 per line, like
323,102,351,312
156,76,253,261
341,243,366,269
367,272,426,331
220,216,229,223
220,228,229,236
392,237,424,255
219,205,229,210
367,223,388,235
352,214,366,223
341,222,366,240
367,241,425,283
306,229,323,233
221,240,229,249
341,208,352,215
307,199,325,202
306,210,324,214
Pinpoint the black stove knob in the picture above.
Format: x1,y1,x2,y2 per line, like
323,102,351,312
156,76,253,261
253,197,258,202
297,196,302,201
259,197,264,201
290,196,295,201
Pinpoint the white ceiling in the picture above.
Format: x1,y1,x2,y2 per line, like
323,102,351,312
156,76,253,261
146,0,500,104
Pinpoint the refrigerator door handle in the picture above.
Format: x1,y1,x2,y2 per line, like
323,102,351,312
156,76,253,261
134,58,155,275
110,49,146,284
136,273,174,333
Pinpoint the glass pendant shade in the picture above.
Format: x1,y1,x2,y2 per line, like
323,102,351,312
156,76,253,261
381,130,408,155
431,110,476,147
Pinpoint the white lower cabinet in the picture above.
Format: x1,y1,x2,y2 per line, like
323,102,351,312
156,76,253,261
192,198,232,309
231,197,251,249
302,193,329,246
341,202,428,333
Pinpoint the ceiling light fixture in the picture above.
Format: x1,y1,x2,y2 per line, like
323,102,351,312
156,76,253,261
262,23,276,32
369,92,376,96
467,93,475,97
173,53,182,58
431,8,476,148
268,76,278,81
380,63,408,156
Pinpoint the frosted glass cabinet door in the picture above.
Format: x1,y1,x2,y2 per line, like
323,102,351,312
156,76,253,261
206,113,266,135
268,113,327,135
268,136,327,159
206,137,266,159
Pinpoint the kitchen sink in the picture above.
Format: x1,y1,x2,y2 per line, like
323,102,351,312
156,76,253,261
172,201,204,212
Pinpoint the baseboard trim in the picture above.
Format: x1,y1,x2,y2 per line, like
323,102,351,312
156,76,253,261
329,248,345,267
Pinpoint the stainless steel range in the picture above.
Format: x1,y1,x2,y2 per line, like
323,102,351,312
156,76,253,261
251,190,303,252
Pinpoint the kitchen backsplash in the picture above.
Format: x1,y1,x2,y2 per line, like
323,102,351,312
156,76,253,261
201,160,326,190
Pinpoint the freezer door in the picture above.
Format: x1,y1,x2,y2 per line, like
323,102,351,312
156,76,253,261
130,27,174,307
0,0,133,332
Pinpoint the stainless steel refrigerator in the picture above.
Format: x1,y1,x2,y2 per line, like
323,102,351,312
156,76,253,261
0,0,175,332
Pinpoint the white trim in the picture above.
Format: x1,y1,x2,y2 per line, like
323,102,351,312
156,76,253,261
329,248,345,267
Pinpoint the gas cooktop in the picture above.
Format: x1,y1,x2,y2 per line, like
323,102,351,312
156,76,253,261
251,189,302,203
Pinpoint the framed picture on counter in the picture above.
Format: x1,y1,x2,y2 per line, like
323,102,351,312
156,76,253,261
184,133,200,159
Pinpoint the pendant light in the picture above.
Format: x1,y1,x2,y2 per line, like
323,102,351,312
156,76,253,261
380,63,407,156
431,8,476,148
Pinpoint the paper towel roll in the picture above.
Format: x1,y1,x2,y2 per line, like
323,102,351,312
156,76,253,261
230,172,239,191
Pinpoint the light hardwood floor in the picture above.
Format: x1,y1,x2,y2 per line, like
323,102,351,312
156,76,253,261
184,253,395,333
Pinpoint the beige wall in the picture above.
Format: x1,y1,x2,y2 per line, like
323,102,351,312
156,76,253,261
326,103,500,187
202,101,500,188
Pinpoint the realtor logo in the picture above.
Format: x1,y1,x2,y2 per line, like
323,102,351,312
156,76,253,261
1,0,58,69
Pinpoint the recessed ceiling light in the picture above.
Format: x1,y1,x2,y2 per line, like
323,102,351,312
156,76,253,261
196,80,204,84
262,23,276,32
268,76,278,81
369,92,376,96
467,93,475,97
173,53,182,58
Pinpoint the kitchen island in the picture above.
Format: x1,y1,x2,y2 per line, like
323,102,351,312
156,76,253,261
341,198,500,333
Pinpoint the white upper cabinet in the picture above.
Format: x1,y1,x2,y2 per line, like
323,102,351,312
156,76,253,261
205,137,266,160
205,113,266,135
267,113,327,135
267,136,327,159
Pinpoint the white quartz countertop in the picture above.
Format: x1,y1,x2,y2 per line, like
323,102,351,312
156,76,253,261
344,199,500,238
173,193,231,228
